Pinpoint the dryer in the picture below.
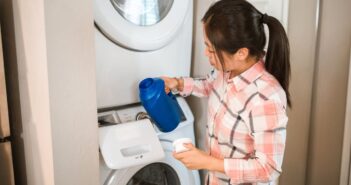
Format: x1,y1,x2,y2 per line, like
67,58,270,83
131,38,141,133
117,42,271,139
94,0,193,108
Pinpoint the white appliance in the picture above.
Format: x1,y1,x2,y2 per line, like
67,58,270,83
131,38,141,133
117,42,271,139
94,0,199,184
94,0,193,108
98,97,200,185
99,119,165,170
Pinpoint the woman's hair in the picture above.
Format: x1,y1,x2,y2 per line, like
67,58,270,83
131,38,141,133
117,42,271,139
202,0,291,107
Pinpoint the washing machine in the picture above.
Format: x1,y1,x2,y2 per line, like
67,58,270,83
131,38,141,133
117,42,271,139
98,97,201,185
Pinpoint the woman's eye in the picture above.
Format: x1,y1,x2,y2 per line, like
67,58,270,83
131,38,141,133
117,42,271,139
208,48,215,53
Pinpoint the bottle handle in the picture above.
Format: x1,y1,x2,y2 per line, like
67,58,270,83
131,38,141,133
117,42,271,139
167,92,176,100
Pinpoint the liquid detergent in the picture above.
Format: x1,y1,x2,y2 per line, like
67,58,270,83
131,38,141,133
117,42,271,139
139,78,182,132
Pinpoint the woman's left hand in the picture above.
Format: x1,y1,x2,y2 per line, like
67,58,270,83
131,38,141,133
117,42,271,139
173,143,212,170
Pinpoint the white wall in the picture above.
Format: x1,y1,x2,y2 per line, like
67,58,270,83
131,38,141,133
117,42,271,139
306,0,351,184
340,48,351,185
281,0,319,184
43,0,99,184
0,0,99,184
10,0,55,184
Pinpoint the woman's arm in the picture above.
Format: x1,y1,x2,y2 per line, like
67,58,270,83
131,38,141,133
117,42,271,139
172,143,225,172
162,69,218,97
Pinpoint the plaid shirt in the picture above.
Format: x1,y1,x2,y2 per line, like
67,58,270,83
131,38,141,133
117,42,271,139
180,61,288,185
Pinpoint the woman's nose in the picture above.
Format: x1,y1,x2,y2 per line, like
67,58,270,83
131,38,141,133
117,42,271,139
204,48,210,57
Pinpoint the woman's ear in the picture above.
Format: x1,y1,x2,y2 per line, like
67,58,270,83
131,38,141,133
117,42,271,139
237,48,249,60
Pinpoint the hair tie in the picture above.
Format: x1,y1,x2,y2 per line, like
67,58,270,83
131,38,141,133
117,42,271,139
261,13,269,23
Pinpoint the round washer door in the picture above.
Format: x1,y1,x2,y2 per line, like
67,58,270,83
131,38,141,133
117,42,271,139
94,0,191,51
104,141,195,185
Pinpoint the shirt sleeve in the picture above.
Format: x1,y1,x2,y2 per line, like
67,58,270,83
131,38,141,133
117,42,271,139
179,69,217,97
223,100,288,184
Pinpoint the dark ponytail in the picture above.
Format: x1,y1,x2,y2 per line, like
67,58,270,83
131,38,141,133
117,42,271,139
202,0,291,107
261,14,291,107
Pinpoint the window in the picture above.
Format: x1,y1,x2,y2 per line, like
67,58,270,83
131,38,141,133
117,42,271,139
127,163,180,185
111,0,174,26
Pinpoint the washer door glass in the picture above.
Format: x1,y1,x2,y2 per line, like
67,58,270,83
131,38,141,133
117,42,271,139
126,162,180,185
111,0,174,26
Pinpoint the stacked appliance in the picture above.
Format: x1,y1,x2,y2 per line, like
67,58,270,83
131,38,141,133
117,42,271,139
94,0,200,184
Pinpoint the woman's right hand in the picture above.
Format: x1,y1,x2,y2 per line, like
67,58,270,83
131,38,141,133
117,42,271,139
161,76,180,94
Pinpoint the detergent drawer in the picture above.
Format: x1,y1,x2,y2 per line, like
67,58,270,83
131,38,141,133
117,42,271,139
99,119,164,169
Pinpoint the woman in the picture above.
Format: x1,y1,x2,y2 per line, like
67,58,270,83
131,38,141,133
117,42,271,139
162,0,290,184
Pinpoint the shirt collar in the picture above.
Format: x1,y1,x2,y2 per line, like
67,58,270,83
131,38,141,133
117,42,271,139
227,61,265,91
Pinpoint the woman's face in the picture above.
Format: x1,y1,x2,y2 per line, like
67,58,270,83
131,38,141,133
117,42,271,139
203,30,223,71
203,25,252,75
203,25,240,72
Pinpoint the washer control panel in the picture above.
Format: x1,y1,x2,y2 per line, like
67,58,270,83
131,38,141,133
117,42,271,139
98,97,188,128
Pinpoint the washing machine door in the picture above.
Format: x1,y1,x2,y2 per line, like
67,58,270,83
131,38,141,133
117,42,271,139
94,0,191,51
103,141,196,185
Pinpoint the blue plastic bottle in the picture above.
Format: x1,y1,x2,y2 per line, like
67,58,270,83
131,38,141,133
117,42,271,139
139,78,182,132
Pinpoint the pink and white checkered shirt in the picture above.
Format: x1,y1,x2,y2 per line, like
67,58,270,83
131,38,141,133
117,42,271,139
180,61,288,185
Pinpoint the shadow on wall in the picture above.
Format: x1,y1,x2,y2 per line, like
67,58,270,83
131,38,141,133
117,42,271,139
0,0,27,184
